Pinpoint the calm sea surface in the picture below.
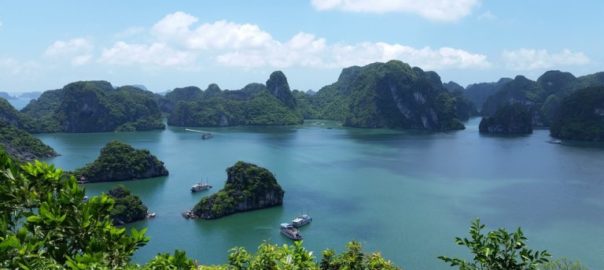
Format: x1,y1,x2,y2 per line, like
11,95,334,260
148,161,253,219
36,118,604,269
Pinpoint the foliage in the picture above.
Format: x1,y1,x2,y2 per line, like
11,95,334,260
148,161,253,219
479,103,533,135
480,70,604,128
538,259,589,270
193,161,284,219
464,78,512,113
292,90,320,119
21,81,165,133
75,140,168,183
439,219,550,270
550,87,604,141
168,91,303,127
165,72,303,127
107,185,148,225
0,150,149,268
305,61,468,131
0,120,57,161
319,241,400,270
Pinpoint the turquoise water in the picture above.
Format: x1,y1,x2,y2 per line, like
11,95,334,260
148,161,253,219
36,118,604,269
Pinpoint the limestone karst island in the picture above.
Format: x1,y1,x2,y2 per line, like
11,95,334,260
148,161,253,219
1,1,603,269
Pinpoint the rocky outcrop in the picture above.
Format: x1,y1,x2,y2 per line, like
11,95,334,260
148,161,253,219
75,141,168,183
107,185,149,225
21,81,165,133
266,71,296,108
463,78,512,112
0,120,57,162
166,73,303,127
192,161,284,219
479,103,533,135
550,87,604,141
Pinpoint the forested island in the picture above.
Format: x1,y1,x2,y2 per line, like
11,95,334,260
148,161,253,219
0,98,57,161
107,185,149,225
166,71,303,127
301,60,474,130
192,161,284,219
5,60,602,141
22,81,164,133
0,148,582,269
479,103,533,135
550,86,604,141
75,141,168,183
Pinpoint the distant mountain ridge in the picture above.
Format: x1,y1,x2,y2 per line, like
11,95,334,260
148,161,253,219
21,81,164,133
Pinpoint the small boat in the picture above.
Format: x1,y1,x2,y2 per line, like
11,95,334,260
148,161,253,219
191,182,212,192
280,223,303,240
291,214,312,228
201,133,213,140
182,210,197,219
83,195,89,202
147,212,156,218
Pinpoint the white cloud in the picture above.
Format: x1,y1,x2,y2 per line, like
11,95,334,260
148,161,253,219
99,41,197,68
152,12,273,50
0,58,41,75
502,49,590,70
44,38,93,66
310,0,480,21
143,12,490,70
216,34,490,70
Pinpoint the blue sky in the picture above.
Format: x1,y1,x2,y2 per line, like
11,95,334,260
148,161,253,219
0,0,602,93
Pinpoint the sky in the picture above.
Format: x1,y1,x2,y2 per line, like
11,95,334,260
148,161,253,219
0,0,603,93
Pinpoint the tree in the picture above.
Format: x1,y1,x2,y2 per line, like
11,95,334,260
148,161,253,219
439,219,550,270
0,150,149,268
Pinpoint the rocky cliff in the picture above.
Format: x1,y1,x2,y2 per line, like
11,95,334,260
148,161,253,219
479,103,533,135
75,141,168,183
550,87,604,141
192,161,284,219
22,81,165,133
166,73,303,127
0,120,57,162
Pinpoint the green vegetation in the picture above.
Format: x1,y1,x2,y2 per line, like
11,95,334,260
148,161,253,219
193,161,284,219
0,97,37,131
0,149,588,269
479,103,533,135
480,71,604,128
166,73,303,127
75,141,168,183
305,61,470,131
0,98,57,161
0,121,57,161
21,81,165,133
0,150,399,269
539,259,589,270
439,219,550,270
107,185,149,225
550,87,604,141
464,78,512,113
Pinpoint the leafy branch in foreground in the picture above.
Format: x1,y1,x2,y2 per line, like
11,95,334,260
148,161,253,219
439,219,550,270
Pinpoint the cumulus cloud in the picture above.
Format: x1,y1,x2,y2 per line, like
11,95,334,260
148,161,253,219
44,38,94,66
0,58,41,75
133,11,490,70
152,12,273,50
99,41,197,68
502,49,590,70
217,37,490,70
310,0,480,21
